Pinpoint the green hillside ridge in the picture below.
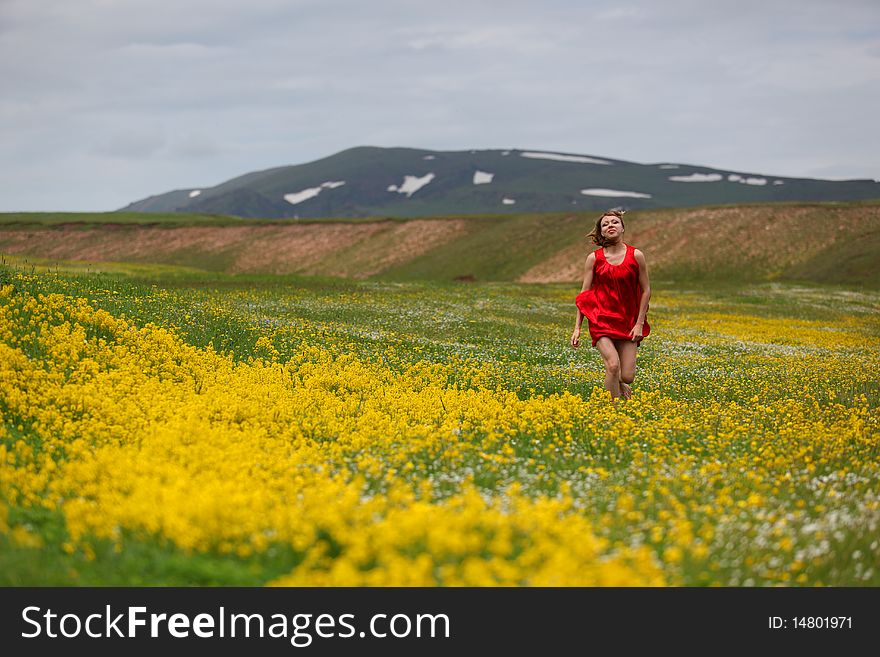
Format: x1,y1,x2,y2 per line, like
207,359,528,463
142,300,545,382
2,201,879,287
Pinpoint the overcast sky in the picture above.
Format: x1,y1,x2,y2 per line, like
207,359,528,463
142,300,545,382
2,0,878,212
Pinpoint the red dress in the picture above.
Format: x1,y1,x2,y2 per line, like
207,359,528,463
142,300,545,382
575,244,650,346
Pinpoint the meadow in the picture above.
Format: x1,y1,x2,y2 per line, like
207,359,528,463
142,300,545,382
0,259,878,586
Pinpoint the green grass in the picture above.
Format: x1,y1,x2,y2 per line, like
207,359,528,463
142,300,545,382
0,210,531,227
0,211,252,226
0,506,305,586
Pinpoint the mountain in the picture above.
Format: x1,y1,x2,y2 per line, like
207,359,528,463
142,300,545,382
119,146,880,219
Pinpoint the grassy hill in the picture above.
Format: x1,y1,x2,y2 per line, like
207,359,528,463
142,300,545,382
2,201,879,287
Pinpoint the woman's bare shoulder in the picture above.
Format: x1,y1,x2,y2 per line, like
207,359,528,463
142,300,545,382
633,248,648,263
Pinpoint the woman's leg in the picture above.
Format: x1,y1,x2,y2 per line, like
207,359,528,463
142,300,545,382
595,337,621,399
615,339,639,399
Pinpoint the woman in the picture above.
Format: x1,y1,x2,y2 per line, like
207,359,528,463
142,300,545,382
570,210,651,400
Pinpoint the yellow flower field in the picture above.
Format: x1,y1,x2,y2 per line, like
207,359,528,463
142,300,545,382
0,268,878,585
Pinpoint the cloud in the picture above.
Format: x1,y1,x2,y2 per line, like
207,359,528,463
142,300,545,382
94,130,167,159
116,42,233,58
168,133,223,159
0,0,878,210
399,25,559,54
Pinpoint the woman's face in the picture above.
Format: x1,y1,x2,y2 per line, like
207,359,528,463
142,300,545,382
600,215,624,239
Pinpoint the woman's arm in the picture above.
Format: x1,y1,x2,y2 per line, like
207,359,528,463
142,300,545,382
629,249,651,340
571,252,595,347
579,252,596,294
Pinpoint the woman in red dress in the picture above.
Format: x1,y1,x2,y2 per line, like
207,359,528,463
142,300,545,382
570,210,651,400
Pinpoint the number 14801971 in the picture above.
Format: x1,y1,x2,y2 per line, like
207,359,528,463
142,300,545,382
769,616,852,629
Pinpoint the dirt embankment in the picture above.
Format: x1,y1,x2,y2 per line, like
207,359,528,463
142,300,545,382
0,219,469,278
2,204,878,285
518,204,880,284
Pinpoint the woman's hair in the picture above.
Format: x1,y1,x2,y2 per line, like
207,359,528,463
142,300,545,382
587,209,626,247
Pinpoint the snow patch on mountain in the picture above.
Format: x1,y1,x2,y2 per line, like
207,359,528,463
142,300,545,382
728,174,768,185
669,173,723,182
502,198,516,205
387,173,435,197
473,171,494,185
520,151,611,165
283,181,346,205
284,188,322,205
581,188,652,198
189,190,202,198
